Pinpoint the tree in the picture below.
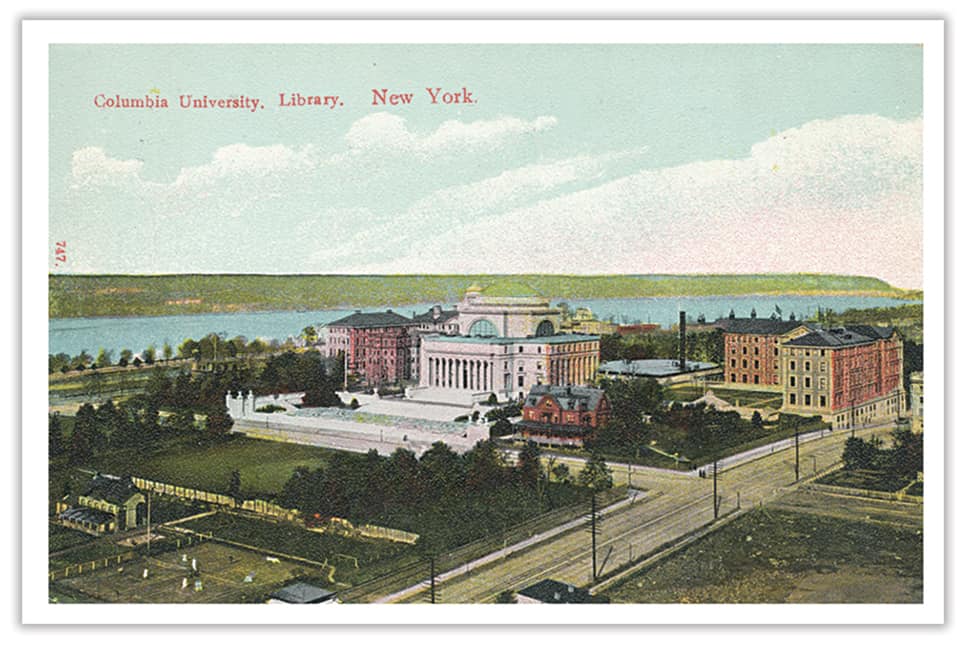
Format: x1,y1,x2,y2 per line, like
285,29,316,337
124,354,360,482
178,338,200,360
842,436,877,470
495,590,517,604
516,441,542,490
119,348,133,367
95,347,113,369
204,405,234,436
162,342,174,362
490,418,514,439
750,410,763,429
551,463,572,484
69,403,101,463
301,326,319,345
48,413,64,460
143,345,157,365
228,469,242,499
170,408,197,434
891,427,923,480
578,454,613,492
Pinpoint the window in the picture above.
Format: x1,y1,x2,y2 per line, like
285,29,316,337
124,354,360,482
804,376,811,388
790,361,796,370
820,361,826,370
754,347,760,355
742,359,748,369
820,395,827,407
789,376,796,387
754,360,760,369
754,375,760,384
730,358,736,368
742,374,748,383
789,393,796,405
774,347,779,356
518,375,524,387
820,349,826,356
742,346,748,355
804,361,811,371
804,394,812,406
731,373,737,383
820,377,826,388
518,346,524,353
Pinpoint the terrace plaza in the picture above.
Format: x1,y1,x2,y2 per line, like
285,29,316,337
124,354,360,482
407,283,601,406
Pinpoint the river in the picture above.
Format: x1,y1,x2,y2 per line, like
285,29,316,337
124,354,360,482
48,294,915,358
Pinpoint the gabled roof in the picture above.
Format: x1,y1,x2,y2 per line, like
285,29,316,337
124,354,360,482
783,325,896,348
524,385,606,412
81,474,140,505
270,582,336,604
518,579,602,604
325,310,415,329
713,318,807,335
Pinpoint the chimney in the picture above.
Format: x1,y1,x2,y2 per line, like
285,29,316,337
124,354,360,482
679,310,687,372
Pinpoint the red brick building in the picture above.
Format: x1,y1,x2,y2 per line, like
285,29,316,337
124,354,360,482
780,325,904,430
715,316,811,387
324,310,418,387
516,385,611,447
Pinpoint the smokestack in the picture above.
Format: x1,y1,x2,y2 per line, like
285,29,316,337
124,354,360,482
679,311,687,372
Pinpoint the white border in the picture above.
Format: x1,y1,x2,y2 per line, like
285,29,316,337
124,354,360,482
22,19,945,625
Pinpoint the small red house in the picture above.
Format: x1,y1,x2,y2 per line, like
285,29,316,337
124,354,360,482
516,384,611,447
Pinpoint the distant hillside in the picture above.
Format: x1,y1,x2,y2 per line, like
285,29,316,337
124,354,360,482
48,273,915,319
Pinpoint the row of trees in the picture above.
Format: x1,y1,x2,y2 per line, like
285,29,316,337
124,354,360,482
48,332,308,374
278,440,612,550
48,398,233,464
598,329,724,365
842,427,923,481
137,350,342,412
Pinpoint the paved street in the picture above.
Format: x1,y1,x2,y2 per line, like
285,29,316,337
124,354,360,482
396,424,898,603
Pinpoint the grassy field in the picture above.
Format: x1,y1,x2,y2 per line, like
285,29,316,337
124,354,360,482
817,468,911,493
666,385,783,408
50,433,336,504
605,506,922,603
49,273,911,318
180,512,412,586
97,437,336,499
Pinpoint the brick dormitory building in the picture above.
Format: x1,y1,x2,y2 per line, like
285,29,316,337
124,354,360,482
779,324,904,430
715,315,812,387
319,310,418,386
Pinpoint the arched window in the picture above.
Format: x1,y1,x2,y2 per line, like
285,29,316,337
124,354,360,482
469,318,498,337
535,320,555,337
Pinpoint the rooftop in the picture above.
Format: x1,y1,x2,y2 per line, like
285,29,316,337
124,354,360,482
783,325,896,348
518,579,602,604
412,306,459,324
524,384,606,412
269,582,336,604
325,310,415,329
598,358,718,377
81,474,140,505
422,333,599,346
713,317,808,335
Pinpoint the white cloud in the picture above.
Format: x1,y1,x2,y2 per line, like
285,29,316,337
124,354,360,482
70,147,144,188
345,114,923,289
343,112,557,157
174,143,318,186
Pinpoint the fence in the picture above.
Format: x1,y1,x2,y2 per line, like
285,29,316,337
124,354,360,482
338,487,628,603
802,482,924,504
49,551,137,582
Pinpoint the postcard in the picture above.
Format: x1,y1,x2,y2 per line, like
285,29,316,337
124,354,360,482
22,19,944,624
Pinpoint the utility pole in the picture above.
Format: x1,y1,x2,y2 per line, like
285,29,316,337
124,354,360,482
587,490,600,582
794,430,800,482
712,458,719,519
146,490,152,554
428,556,436,604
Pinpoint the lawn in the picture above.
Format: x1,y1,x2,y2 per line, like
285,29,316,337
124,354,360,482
817,468,911,493
604,507,923,603
51,434,337,506
667,385,782,408
94,436,332,499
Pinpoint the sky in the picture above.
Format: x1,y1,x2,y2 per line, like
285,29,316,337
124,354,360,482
49,44,924,288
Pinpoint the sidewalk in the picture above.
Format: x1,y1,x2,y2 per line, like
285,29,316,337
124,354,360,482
371,488,647,604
